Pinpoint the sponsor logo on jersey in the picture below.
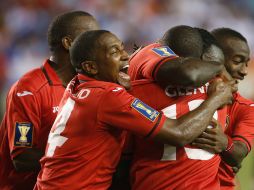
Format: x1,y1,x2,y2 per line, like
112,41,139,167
14,122,33,147
152,46,177,57
17,91,33,97
131,98,159,122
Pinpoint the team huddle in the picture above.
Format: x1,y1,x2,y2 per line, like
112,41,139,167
0,10,253,190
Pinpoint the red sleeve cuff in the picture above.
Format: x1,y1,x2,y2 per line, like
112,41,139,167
145,113,166,138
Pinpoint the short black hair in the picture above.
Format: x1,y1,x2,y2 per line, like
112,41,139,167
47,11,93,52
70,30,110,72
195,28,221,54
160,25,203,58
211,28,247,43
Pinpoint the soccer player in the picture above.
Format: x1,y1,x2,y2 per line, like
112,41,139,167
34,30,234,190
193,28,254,190
0,11,99,190
128,25,225,87
127,26,236,190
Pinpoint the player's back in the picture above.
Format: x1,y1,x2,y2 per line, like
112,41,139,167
129,80,227,190
0,60,65,190
128,43,178,81
36,75,129,190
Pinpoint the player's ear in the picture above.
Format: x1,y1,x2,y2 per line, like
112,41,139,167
81,61,98,75
62,36,73,51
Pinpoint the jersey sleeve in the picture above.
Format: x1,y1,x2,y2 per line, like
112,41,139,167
229,105,254,152
129,44,178,80
6,85,41,159
98,87,166,138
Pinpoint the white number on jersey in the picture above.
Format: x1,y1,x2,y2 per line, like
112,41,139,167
46,98,75,157
161,99,217,161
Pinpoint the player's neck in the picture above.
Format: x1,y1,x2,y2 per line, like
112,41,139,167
49,53,76,87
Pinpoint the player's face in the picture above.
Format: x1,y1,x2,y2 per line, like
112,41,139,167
96,33,130,89
223,38,250,82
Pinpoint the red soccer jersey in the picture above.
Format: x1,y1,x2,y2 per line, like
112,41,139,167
129,80,228,190
128,43,178,81
219,92,254,190
35,74,166,190
0,60,65,190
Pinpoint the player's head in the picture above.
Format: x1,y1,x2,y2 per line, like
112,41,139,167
196,28,225,64
47,11,99,53
211,28,250,81
70,30,130,89
160,25,203,58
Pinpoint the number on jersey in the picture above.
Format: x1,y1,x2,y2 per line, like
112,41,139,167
161,99,217,161
46,98,75,157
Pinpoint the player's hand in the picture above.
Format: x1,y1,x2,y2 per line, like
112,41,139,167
208,78,236,106
192,119,228,153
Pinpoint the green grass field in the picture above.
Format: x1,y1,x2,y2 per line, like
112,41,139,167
237,149,254,190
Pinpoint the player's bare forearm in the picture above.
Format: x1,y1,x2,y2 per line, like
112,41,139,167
12,148,44,172
156,57,224,87
154,79,233,146
220,140,248,167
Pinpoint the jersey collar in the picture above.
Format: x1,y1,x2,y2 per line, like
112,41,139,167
77,73,96,83
42,59,63,86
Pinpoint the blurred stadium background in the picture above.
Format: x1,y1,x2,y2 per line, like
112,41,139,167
0,0,254,189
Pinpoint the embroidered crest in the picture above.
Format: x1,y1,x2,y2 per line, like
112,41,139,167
131,99,159,122
152,46,177,57
14,122,33,147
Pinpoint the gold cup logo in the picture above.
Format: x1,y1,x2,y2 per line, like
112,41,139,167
160,48,170,56
136,102,152,115
18,125,30,143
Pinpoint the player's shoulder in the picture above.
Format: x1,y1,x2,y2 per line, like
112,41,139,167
129,43,158,61
234,92,254,107
104,82,127,94
131,79,155,86
11,67,48,95
88,80,128,95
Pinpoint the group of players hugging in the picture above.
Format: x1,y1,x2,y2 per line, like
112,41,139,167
0,10,253,190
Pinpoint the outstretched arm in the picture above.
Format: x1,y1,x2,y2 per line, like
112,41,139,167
156,57,224,87
154,79,235,147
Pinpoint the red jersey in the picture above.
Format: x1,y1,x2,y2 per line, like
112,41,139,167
0,60,65,190
35,74,166,190
219,93,254,190
128,43,178,81
130,80,228,190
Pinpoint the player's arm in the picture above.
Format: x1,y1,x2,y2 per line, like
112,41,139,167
154,79,234,146
156,57,224,87
220,140,248,167
221,106,254,167
192,127,248,167
192,107,253,167
101,79,235,147
7,87,43,172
